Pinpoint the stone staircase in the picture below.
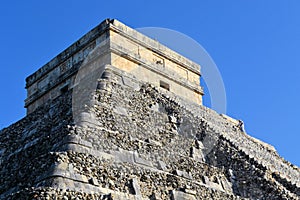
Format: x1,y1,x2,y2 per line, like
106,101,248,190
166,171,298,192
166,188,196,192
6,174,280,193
166,89,300,189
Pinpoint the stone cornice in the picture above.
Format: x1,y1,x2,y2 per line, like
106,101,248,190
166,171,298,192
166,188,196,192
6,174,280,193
109,19,201,75
25,19,202,89
25,19,111,88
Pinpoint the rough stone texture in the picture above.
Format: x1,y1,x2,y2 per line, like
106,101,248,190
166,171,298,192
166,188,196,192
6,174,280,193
1,65,299,199
1,19,300,200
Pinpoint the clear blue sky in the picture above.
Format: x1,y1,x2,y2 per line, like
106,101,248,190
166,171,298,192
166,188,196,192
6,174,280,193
1,1,299,166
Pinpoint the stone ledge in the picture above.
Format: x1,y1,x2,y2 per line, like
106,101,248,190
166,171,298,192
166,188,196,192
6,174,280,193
25,19,111,88
110,19,201,73
36,177,147,200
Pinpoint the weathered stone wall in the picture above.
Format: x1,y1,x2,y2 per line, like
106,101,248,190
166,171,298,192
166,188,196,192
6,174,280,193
0,67,234,199
1,65,299,199
0,89,73,198
172,93,300,190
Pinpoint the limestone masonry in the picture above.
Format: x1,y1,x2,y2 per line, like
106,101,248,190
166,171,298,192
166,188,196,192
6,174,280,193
25,19,203,114
0,19,299,199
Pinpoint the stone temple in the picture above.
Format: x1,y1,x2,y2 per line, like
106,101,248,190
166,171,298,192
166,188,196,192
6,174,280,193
0,19,299,199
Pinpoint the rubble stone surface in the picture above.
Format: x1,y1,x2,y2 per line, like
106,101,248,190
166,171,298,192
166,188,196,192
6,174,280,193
1,65,299,199
1,19,300,200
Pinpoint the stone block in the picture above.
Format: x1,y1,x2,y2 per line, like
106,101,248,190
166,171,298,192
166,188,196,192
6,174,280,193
175,170,192,179
80,174,89,183
56,161,68,170
131,178,141,196
95,151,115,160
89,177,100,186
145,138,162,147
111,149,134,164
190,147,205,162
170,190,196,200
122,76,140,90
202,176,210,184
220,178,233,192
133,151,153,167
209,181,223,191
157,160,167,171
52,168,66,177
183,189,197,195
113,106,128,116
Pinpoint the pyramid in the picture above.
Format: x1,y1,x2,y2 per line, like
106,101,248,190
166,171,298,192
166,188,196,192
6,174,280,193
0,19,299,200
